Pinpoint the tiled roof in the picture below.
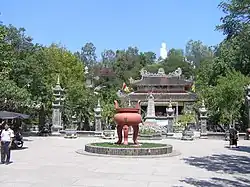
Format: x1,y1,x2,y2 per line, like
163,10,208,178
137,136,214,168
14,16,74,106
128,93,197,102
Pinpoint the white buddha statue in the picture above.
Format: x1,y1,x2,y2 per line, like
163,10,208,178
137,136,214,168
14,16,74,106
160,42,168,60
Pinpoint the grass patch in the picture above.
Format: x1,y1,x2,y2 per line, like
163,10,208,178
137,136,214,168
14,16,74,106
91,142,166,148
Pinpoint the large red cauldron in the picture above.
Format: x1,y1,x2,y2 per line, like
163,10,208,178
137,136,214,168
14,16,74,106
113,100,142,145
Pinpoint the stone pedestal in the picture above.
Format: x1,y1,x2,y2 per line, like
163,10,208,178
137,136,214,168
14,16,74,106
182,130,194,141
102,130,115,139
199,100,208,138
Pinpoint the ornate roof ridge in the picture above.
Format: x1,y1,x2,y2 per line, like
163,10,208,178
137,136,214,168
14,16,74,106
129,67,188,84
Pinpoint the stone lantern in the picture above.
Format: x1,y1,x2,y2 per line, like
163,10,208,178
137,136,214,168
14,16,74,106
199,99,208,137
64,112,78,139
166,101,174,133
84,66,93,88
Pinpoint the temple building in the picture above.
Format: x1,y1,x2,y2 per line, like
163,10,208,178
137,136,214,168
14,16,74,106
128,68,197,124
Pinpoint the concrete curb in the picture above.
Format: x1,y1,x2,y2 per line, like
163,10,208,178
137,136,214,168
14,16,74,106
76,149,181,158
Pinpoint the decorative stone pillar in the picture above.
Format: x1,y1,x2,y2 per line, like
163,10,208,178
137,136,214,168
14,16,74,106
199,99,208,137
166,101,174,134
52,75,65,135
85,66,94,88
145,93,156,122
94,99,102,136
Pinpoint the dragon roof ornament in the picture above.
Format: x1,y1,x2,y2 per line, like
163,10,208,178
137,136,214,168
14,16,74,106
139,67,182,78
129,67,184,84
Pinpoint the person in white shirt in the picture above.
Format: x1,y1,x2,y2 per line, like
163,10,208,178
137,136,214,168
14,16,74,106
1,123,14,164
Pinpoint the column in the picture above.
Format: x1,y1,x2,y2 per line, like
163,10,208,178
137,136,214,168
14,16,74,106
94,99,102,135
245,85,250,139
176,102,179,122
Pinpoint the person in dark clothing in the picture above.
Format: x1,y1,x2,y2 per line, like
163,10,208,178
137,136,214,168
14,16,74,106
229,126,238,148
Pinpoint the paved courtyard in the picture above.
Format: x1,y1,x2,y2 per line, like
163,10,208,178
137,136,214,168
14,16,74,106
0,137,250,187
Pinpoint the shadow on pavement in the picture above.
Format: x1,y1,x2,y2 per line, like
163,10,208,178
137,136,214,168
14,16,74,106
180,177,250,187
23,138,33,142
11,147,28,151
228,146,250,154
182,154,250,174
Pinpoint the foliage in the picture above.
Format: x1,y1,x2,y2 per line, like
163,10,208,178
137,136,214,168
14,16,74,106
161,49,194,78
177,113,196,128
195,0,250,127
0,77,31,111
139,127,157,135
185,40,214,67
204,70,250,125
217,0,250,38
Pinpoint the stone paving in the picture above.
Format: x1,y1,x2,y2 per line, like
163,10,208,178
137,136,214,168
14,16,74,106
1,137,250,187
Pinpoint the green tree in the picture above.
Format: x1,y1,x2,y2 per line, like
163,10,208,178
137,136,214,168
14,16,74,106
216,0,250,75
0,25,33,112
204,70,250,125
185,40,214,67
161,48,194,78
101,49,116,68
77,42,97,67
217,0,250,38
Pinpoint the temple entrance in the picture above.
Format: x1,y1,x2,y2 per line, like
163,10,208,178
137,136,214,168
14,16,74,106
155,106,167,116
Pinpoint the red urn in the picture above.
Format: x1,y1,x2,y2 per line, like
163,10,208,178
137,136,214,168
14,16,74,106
113,100,142,145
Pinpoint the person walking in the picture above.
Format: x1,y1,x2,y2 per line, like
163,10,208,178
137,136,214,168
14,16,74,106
229,125,238,148
1,123,14,164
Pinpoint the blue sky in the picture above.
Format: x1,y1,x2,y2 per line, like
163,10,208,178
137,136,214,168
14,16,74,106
1,0,225,58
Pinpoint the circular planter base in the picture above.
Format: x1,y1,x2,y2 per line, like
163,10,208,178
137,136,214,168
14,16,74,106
76,149,180,158
83,142,173,156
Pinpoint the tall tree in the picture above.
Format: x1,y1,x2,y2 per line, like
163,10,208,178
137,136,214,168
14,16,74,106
216,0,250,75
101,49,116,68
114,47,141,82
79,42,97,67
203,70,250,125
185,40,214,67
217,0,250,38
161,48,194,78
